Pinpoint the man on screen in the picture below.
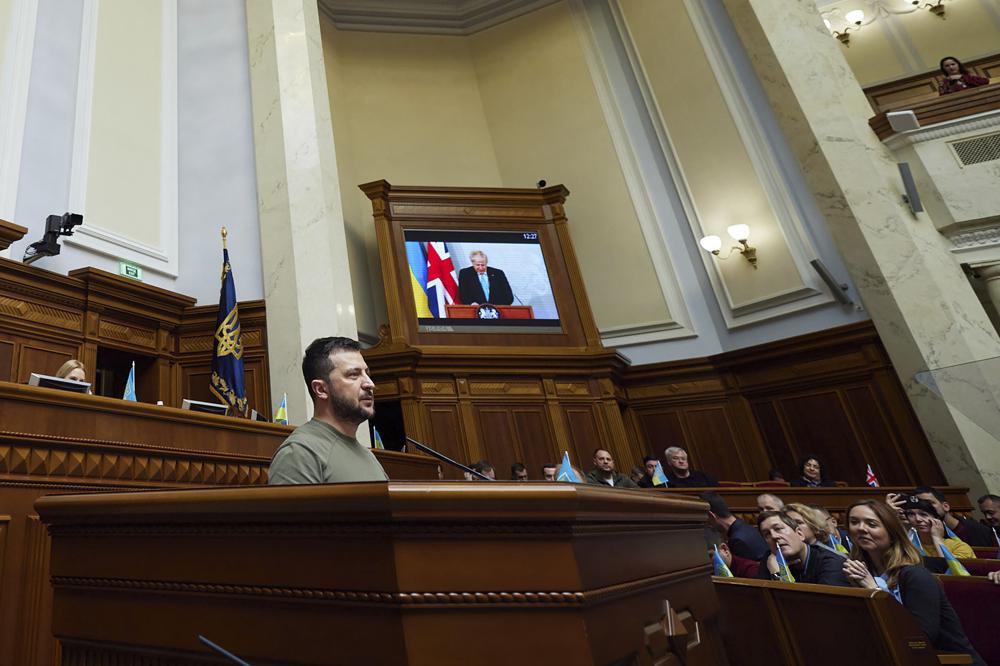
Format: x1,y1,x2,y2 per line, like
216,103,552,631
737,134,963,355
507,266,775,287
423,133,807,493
458,250,514,306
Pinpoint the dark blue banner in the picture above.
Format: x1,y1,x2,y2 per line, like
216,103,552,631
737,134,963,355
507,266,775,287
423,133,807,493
210,247,247,416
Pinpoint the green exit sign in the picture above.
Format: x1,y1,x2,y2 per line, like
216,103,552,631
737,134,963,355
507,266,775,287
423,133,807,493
119,261,143,281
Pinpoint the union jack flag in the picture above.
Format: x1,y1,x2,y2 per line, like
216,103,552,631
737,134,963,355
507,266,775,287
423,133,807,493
865,464,879,488
425,242,459,318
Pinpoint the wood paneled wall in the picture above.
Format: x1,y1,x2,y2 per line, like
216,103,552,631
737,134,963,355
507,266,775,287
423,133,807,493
624,322,945,487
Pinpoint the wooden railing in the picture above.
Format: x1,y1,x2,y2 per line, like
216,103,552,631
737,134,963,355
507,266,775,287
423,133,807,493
869,83,1000,140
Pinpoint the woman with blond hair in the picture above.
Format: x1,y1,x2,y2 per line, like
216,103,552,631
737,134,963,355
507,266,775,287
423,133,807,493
842,500,984,665
55,359,87,382
785,502,844,557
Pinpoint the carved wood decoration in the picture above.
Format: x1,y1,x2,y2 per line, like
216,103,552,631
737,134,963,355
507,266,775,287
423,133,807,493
0,258,271,416
37,482,728,665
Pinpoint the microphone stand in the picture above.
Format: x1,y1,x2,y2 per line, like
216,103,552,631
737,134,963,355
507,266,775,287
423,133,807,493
405,436,493,481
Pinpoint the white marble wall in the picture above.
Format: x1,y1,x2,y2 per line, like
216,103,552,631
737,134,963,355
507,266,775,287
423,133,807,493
729,0,1000,495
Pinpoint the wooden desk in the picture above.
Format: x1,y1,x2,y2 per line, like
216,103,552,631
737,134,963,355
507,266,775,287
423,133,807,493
0,381,439,665
37,482,727,665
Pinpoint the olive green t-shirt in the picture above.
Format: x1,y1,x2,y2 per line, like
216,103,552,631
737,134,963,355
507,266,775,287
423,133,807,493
268,419,388,485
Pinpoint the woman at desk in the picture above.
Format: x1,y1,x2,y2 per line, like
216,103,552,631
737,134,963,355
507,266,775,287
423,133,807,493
56,359,91,393
938,56,990,95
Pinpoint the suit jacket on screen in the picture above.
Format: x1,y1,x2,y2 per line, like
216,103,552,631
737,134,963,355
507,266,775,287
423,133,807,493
457,266,514,306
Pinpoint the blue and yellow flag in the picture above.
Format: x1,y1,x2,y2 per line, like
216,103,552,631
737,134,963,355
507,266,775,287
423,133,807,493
210,229,247,417
909,527,928,556
944,524,959,540
122,361,137,402
651,460,669,487
373,427,385,450
993,528,1000,560
830,531,850,556
274,393,288,425
775,545,796,582
937,541,970,576
712,545,734,577
556,451,581,483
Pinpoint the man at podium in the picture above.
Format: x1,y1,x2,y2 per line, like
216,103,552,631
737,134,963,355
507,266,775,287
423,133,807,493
268,337,387,484
458,250,514,306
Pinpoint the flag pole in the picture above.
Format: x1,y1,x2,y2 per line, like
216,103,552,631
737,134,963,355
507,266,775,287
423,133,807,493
221,226,227,249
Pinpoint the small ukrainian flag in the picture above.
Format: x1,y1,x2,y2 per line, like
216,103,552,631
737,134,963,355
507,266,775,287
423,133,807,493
373,427,385,450
830,531,849,556
556,451,581,483
938,541,970,576
775,545,796,583
909,527,927,556
712,545,734,577
274,392,288,425
651,460,669,487
122,362,137,402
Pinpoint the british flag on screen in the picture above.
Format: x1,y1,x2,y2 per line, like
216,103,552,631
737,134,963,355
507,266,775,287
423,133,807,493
425,242,459,318
865,464,880,488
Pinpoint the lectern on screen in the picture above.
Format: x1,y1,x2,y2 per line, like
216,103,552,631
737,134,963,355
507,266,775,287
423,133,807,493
404,229,560,333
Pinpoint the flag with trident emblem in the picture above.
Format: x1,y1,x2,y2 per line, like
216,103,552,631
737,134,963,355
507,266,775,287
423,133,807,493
210,227,247,416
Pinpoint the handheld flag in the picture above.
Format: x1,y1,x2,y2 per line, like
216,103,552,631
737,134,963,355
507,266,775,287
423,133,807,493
944,524,959,540
865,464,879,488
373,427,385,450
122,361,137,402
830,531,849,556
842,532,852,551
993,528,1000,560
210,228,248,416
712,545,734,577
274,393,288,425
651,460,669,487
937,541,970,576
556,451,581,483
774,545,796,583
909,527,927,555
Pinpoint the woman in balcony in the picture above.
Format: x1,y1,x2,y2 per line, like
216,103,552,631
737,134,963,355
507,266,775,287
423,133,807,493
938,56,990,95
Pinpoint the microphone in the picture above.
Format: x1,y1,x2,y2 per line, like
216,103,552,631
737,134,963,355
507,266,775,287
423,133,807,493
405,436,492,480
198,636,252,665
513,291,524,306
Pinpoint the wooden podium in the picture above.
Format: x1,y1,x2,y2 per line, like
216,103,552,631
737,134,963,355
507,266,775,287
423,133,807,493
37,482,726,665
444,304,535,319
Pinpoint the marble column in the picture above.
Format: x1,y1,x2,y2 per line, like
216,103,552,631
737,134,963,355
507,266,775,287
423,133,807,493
978,264,1000,324
722,0,1000,496
245,0,365,439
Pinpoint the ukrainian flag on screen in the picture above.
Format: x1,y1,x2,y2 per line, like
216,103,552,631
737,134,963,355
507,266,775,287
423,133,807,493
406,242,432,318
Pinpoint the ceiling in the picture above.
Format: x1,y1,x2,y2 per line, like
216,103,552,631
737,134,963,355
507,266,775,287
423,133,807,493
318,0,562,35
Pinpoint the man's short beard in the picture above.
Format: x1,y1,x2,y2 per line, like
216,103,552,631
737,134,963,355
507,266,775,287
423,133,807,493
329,391,374,425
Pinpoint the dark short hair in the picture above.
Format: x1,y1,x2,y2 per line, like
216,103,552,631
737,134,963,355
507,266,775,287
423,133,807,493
642,455,658,464
939,56,968,76
592,448,611,458
768,468,784,481
900,496,941,518
757,510,797,531
977,494,1000,504
796,453,823,479
472,460,494,474
700,492,732,518
913,486,946,504
302,337,362,399
511,462,526,475
703,527,725,549
541,463,557,472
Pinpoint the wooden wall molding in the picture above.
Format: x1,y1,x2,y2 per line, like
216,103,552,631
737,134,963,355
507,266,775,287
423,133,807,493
869,83,1000,140
0,220,27,251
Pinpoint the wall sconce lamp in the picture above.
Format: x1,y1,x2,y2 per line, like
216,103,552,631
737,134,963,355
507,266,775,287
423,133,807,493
826,10,865,46
699,224,758,269
912,0,947,18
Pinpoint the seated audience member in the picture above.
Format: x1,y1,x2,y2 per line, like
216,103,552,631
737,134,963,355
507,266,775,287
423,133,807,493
938,56,990,95
785,503,844,558
755,510,850,586
977,494,1000,529
900,496,975,559
663,447,718,488
912,486,995,547
510,462,528,481
56,359,88,382
629,465,646,486
842,500,985,665
788,453,836,488
636,455,659,488
811,504,851,547
703,492,769,562
472,460,496,480
585,449,638,488
767,468,785,482
541,463,557,482
756,493,784,512
704,528,758,578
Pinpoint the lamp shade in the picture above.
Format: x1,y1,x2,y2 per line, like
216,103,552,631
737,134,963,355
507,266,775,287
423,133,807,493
727,224,750,241
699,235,723,253
823,18,833,31
845,9,864,24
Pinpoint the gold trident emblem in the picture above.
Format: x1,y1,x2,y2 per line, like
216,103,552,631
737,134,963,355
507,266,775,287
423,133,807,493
215,307,243,359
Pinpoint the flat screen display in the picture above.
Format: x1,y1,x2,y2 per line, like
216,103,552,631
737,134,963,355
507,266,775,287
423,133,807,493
403,229,561,333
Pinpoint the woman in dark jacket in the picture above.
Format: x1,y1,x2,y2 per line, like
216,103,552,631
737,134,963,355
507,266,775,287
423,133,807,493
788,454,836,488
938,56,989,95
842,500,984,665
